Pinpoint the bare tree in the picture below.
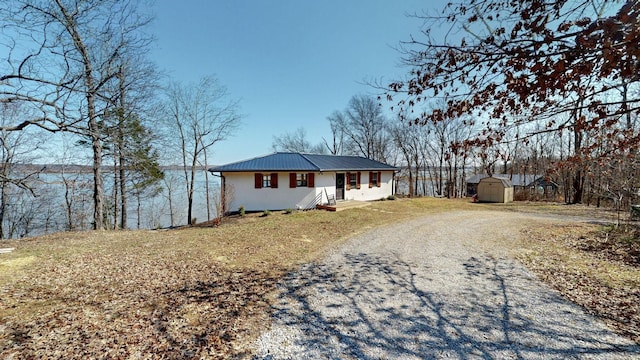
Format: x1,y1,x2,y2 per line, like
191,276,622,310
102,57,160,230
1,0,154,229
323,111,346,155
388,0,640,204
164,76,241,225
0,103,44,238
332,94,392,162
272,127,326,154
389,117,422,196
212,182,235,223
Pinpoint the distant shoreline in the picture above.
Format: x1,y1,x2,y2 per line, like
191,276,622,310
11,164,215,174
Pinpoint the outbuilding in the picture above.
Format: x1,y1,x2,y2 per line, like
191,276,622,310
476,177,514,203
466,173,557,199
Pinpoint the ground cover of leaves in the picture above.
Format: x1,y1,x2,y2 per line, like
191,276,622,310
517,222,640,343
1,198,638,358
0,233,281,358
0,198,478,359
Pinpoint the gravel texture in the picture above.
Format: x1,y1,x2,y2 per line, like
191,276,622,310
253,211,640,359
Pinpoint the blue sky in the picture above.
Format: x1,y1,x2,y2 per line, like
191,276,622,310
150,1,444,164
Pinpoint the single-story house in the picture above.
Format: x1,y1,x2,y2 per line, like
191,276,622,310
477,177,514,203
208,152,399,212
466,173,558,198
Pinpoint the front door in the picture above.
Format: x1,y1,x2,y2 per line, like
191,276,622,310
336,173,345,200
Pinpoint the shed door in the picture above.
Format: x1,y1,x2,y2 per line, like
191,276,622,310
336,173,345,200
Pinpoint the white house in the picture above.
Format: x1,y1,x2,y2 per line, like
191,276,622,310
208,152,398,212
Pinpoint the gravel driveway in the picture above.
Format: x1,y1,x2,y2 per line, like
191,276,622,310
253,211,640,359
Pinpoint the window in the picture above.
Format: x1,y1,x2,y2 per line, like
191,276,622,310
346,172,361,190
262,174,271,188
255,173,278,188
349,173,357,188
369,171,381,188
296,173,307,187
289,173,314,188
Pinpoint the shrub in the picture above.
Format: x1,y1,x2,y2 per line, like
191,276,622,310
387,195,396,200
239,206,245,217
284,208,293,214
261,209,271,217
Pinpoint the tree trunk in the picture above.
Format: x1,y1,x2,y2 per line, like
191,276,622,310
118,70,128,229
413,156,419,197
63,177,74,231
188,148,197,225
571,124,584,204
137,192,142,229
204,149,211,221
58,1,105,230
438,139,445,196
113,161,119,229
119,157,127,228
90,120,105,230
453,153,459,198
461,153,468,197
0,183,6,239
572,170,584,204
166,177,175,227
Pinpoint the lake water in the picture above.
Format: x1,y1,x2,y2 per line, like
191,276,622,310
2,168,219,239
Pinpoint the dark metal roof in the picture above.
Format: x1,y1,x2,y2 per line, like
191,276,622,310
301,154,398,171
209,152,398,172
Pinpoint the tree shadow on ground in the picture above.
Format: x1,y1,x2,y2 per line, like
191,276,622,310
257,252,640,359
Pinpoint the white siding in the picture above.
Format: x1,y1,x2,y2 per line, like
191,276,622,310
315,172,336,204
342,171,394,201
223,172,315,212
222,170,395,212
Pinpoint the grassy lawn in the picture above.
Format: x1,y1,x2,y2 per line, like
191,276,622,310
0,198,638,358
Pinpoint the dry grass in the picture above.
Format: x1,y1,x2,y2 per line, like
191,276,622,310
0,197,637,358
516,223,640,343
0,198,478,359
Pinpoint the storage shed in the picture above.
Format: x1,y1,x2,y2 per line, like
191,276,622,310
477,177,514,203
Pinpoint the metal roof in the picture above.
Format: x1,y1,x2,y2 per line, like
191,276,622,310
209,152,399,172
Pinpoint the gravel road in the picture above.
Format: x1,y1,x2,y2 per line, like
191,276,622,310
253,211,640,359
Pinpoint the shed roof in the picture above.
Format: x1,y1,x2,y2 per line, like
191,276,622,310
467,173,542,187
209,152,399,172
479,176,513,188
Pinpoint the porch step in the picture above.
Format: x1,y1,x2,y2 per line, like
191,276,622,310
316,200,371,212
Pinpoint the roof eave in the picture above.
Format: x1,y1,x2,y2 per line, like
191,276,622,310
211,167,399,173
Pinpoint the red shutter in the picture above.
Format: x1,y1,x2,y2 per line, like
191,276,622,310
346,172,351,191
255,173,262,189
307,173,315,187
356,172,361,189
377,171,382,187
369,172,373,188
271,173,278,188
289,173,297,188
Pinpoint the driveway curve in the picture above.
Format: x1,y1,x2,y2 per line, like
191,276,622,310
253,211,640,359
